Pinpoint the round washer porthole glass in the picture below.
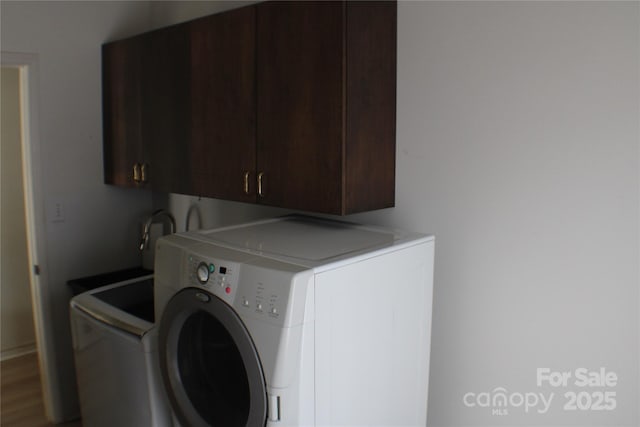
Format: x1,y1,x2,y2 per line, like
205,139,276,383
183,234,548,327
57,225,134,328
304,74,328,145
177,311,251,426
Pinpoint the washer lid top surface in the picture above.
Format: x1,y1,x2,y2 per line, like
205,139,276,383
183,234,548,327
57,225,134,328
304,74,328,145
197,216,401,263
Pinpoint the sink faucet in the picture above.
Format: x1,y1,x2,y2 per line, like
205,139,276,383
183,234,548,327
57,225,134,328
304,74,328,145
139,209,176,251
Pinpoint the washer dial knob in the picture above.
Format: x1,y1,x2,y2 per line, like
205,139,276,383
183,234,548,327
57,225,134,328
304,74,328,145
196,262,210,284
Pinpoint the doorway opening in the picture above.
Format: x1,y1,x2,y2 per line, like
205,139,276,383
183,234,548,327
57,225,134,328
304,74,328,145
1,67,35,359
1,53,60,423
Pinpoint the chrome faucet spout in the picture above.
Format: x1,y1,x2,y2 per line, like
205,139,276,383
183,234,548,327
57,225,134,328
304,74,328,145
139,235,149,251
139,209,176,251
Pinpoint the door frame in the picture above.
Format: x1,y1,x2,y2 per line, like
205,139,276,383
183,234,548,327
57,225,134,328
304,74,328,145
1,51,61,422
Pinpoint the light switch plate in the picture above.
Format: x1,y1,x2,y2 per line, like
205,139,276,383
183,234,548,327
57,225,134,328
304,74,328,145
48,200,65,223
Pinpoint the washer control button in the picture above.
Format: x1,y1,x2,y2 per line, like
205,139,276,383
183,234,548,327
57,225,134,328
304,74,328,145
196,262,209,284
257,303,263,311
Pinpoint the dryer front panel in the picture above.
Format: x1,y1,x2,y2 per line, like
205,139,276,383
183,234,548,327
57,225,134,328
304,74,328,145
159,288,267,427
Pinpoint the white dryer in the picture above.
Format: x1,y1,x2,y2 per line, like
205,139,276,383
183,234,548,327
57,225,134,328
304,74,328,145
154,215,434,427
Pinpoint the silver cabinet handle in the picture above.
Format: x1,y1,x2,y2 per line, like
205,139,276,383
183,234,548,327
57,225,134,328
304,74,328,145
133,163,141,183
257,172,264,197
141,163,148,183
243,171,250,195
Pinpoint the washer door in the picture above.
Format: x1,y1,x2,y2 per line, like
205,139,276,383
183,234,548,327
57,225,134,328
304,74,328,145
159,288,267,427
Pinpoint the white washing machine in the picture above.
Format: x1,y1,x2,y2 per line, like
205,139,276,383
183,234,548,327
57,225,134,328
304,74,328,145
154,215,435,427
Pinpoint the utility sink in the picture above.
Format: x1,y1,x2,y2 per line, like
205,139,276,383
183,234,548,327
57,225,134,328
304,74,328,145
67,266,153,296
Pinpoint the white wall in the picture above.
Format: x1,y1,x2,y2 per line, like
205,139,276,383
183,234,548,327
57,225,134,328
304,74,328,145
157,2,639,426
148,0,257,30
1,67,37,358
1,1,153,420
386,3,638,426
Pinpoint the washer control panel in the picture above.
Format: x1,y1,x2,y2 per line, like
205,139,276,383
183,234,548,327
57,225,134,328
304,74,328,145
184,249,311,326
239,281,283,319
232,262,312,327
186,253,240,303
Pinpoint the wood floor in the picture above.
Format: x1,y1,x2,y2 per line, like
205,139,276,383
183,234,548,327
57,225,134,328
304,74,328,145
1,353,82,427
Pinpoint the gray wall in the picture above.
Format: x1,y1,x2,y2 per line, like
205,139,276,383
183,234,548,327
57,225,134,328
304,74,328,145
388,3,638,426
159,2,640,426
1,1,153,419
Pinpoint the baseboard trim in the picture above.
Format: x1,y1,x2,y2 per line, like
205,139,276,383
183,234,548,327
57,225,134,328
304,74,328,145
1,343,37,361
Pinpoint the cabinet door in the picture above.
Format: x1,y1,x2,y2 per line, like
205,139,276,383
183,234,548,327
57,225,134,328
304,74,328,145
141,25,191,194
257,1,344,214
343,1,397,213
189,6,256,202
102,36,144,187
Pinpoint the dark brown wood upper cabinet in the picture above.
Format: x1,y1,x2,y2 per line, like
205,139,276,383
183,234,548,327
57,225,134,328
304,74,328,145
103,7,256,197
256,1,397,215
142,24,191,194
102,35,145,187
102,26,190,192
102,1,396,215
189,6,256,203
